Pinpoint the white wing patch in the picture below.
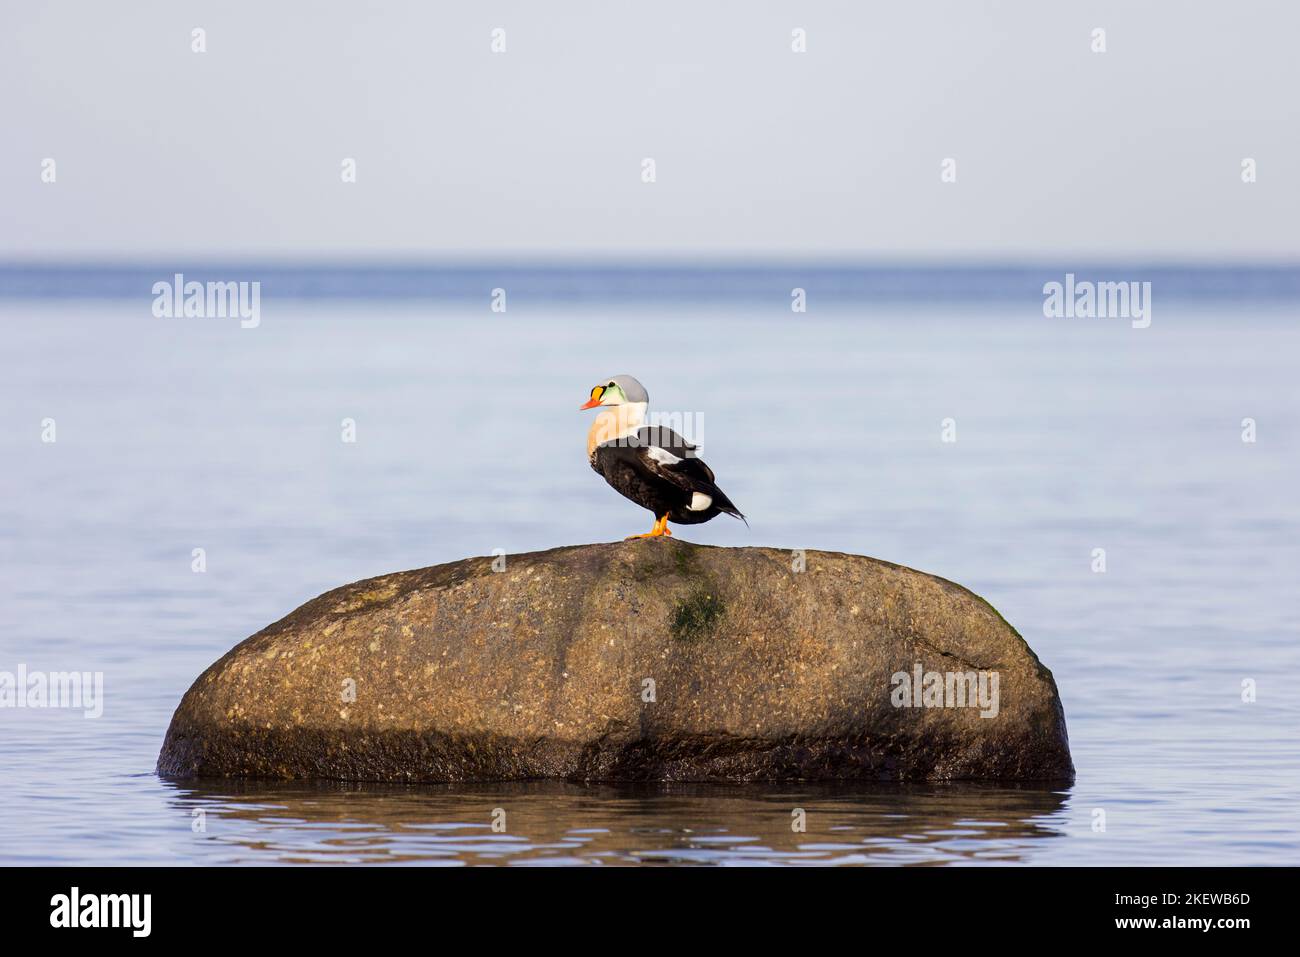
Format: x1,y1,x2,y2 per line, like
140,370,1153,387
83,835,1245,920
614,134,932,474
645,445,711,510
645,446,682,465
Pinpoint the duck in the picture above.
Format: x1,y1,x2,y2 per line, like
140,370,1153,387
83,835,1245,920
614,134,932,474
580,375,746,539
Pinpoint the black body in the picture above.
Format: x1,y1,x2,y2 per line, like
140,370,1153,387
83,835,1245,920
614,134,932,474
591,426,744,525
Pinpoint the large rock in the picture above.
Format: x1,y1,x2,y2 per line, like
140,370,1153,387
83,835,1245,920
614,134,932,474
157,541,1074,783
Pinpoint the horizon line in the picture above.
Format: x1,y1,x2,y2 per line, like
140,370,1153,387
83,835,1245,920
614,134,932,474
4,259,1298,302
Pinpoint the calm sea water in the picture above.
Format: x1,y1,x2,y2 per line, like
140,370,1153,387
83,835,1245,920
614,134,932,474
2,294,1298,865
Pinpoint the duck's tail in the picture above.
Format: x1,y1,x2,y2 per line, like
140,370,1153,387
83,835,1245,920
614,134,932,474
713,488,747,527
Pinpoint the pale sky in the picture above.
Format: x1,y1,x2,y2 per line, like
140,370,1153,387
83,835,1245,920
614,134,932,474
2,1,1297,261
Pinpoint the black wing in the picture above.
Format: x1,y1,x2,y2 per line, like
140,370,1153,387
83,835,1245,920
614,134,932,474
595,427,745,524
632,426,714,483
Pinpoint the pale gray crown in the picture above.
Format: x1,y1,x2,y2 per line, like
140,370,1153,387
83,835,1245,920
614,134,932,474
606,374,648,404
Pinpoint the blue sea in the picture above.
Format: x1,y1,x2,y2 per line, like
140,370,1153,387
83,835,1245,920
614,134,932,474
1,265,1297,865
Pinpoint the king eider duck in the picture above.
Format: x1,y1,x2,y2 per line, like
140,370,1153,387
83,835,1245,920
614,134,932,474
580,375,746,539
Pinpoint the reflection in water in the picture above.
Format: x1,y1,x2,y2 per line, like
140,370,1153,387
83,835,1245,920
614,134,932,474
162,779,1070,866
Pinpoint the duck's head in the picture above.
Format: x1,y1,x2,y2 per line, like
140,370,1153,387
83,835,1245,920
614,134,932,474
579,375,649,410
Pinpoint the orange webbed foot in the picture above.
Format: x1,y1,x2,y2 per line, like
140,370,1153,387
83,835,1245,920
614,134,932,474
625,515,671,540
